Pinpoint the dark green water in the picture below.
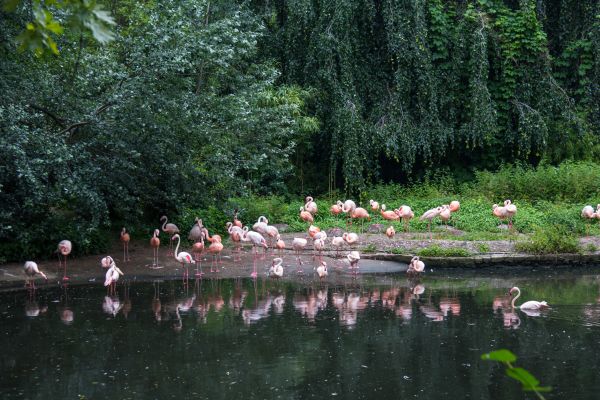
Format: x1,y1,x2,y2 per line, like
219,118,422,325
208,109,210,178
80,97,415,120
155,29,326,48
2,268,600,399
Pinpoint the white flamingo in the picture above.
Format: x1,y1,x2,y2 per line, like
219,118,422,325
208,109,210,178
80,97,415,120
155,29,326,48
509,287,548,310
316,261,328,281
269,258,284,279
104,264,124,296
304,196,318,215
407,256,425,275
252,216,269,234
23,261,47,289
171,234,194,282
419,207,442,240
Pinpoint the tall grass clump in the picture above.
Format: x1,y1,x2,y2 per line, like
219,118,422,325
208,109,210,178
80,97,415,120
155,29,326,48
514,225,580,254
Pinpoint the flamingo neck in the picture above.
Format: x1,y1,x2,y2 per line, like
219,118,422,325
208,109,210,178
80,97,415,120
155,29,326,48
161,218,167,231
511,289,520,308
173,236,180,259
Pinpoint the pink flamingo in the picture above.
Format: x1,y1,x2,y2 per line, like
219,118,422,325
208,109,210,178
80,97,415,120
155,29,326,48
419,207,442,240
150,229,161,268
23,261,47,289
275,234,286,256
292,237,308,269
504,200,517,229
449,201,460,212
439,205,451,227
57,240,72,281
509,287,548,310
331,235,345,256
396,205,414,232
343,232,359,247
242,229,269,260
171,234,194,282
233,209,243,228
492,203,508,227
202,227,222,244
304,196,318,215
369,199,379,211
313,231,327,261
308,224,321,239
160,216,180,256
582,205,596,236
252,216,269,234
104,263,124,296
120,227,131,262
207,240,224,273
351,207,370,232
330,202,342,216
347,251,360,274
380,204,400,221
227,222,243,258
407,256,425,275
265,224,279,250
300,207,314,223
341,199,357,228
101,256,116,269
188,218,204,243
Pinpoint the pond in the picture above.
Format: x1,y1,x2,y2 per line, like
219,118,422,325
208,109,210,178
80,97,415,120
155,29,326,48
2,266,600,399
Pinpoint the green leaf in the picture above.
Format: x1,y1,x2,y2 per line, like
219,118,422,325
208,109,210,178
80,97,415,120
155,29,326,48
481,349,517,363
506,367,540,390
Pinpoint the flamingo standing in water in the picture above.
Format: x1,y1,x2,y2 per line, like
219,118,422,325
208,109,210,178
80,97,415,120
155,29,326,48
419,207,442,240
292,237,308,269
275,234,286,256
509,287,548,310
101,256,116,269
407,256,425,275
269,257,284,279
316,261,328,281
150,229,161,268
313,231,327,261
160,216,180,256
171,234,194,282
304,196,318,215
347,251,360,274
504,200,517,230
23,261,47,289
57,240,72,281
582,205,596,236
104,263,124,296
300,207,314,224
120,228,131,262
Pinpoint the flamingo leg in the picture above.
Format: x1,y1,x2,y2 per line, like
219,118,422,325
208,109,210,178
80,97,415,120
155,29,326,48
62,255,69,281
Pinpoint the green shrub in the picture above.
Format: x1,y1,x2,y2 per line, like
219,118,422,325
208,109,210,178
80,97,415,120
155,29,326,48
361,243,377,253
477,243,491,253
514,225,580,254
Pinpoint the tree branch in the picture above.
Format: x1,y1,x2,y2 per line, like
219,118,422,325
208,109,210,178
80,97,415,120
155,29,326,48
28,104,66,127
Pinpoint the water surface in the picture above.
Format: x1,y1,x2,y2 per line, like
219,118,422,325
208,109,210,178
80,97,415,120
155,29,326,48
2,268,600,399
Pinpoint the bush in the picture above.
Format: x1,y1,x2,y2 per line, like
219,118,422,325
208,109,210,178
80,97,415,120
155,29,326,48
416,245,472,257
514,225,580,254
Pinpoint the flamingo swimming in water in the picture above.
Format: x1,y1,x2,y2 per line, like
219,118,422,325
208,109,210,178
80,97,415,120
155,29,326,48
269,257,284,279
160,216,180,256
57,240,72,281
407,256,425,275
347,251,360,274
171,234,194,282
150,229,161,268
120,227,131,262
23,261,47,289
509,287,548,310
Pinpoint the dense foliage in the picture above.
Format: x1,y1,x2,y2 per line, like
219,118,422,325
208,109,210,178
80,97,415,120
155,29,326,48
1,0,599,260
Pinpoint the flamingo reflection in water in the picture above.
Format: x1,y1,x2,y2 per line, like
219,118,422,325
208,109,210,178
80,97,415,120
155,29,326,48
103,295,123,317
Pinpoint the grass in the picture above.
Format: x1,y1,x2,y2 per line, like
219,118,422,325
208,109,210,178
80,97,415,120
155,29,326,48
416,245,472,257
477,243,491,253
585,243,598,253
361,244,377,253
514,225,581,255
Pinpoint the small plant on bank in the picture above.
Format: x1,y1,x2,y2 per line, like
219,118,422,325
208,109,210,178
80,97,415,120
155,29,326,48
515,225,580,254
585,243,598,253
391,247,407,255
361,244,377,253
481,349,551,400
477,243,491,253
416,245,472,257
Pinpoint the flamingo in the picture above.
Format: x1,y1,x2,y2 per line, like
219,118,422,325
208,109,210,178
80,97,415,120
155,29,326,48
269,257,284,279
509,287,548,310
207,240,224,273
419,206,442,240
343,232,359,247
292,237,308,268
265,224,280,249
331,236,345,256
330,202,342,216
192,238,205,276
407,256,425,275
304,196,318,215
57,240,72,281
101,256,116,269
300,207,314,223
171,234,194,282
341,199,357,228
386,226,395,241
313,232,327,261
439,205,451,227
242,229,269,259
397,205,414,232
347,251,360,274
504,200,517,229
104,263,124,296
160,216,180,256
252,216,269,234
369,199,379,211
351,207,370,232
120,227,131,262
188,218,204,242
227,222,243,258
275,234,286,256
150,229,161,268
233,209,243,228
449,201,460,212
23,261,47,289
316,261,328,281
202,227,222,244
492,203,508,227
380,204,400,221
308,224,321,239
582,205,596,236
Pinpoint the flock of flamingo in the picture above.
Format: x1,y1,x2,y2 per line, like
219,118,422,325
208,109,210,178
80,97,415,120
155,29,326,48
20,195,557,310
